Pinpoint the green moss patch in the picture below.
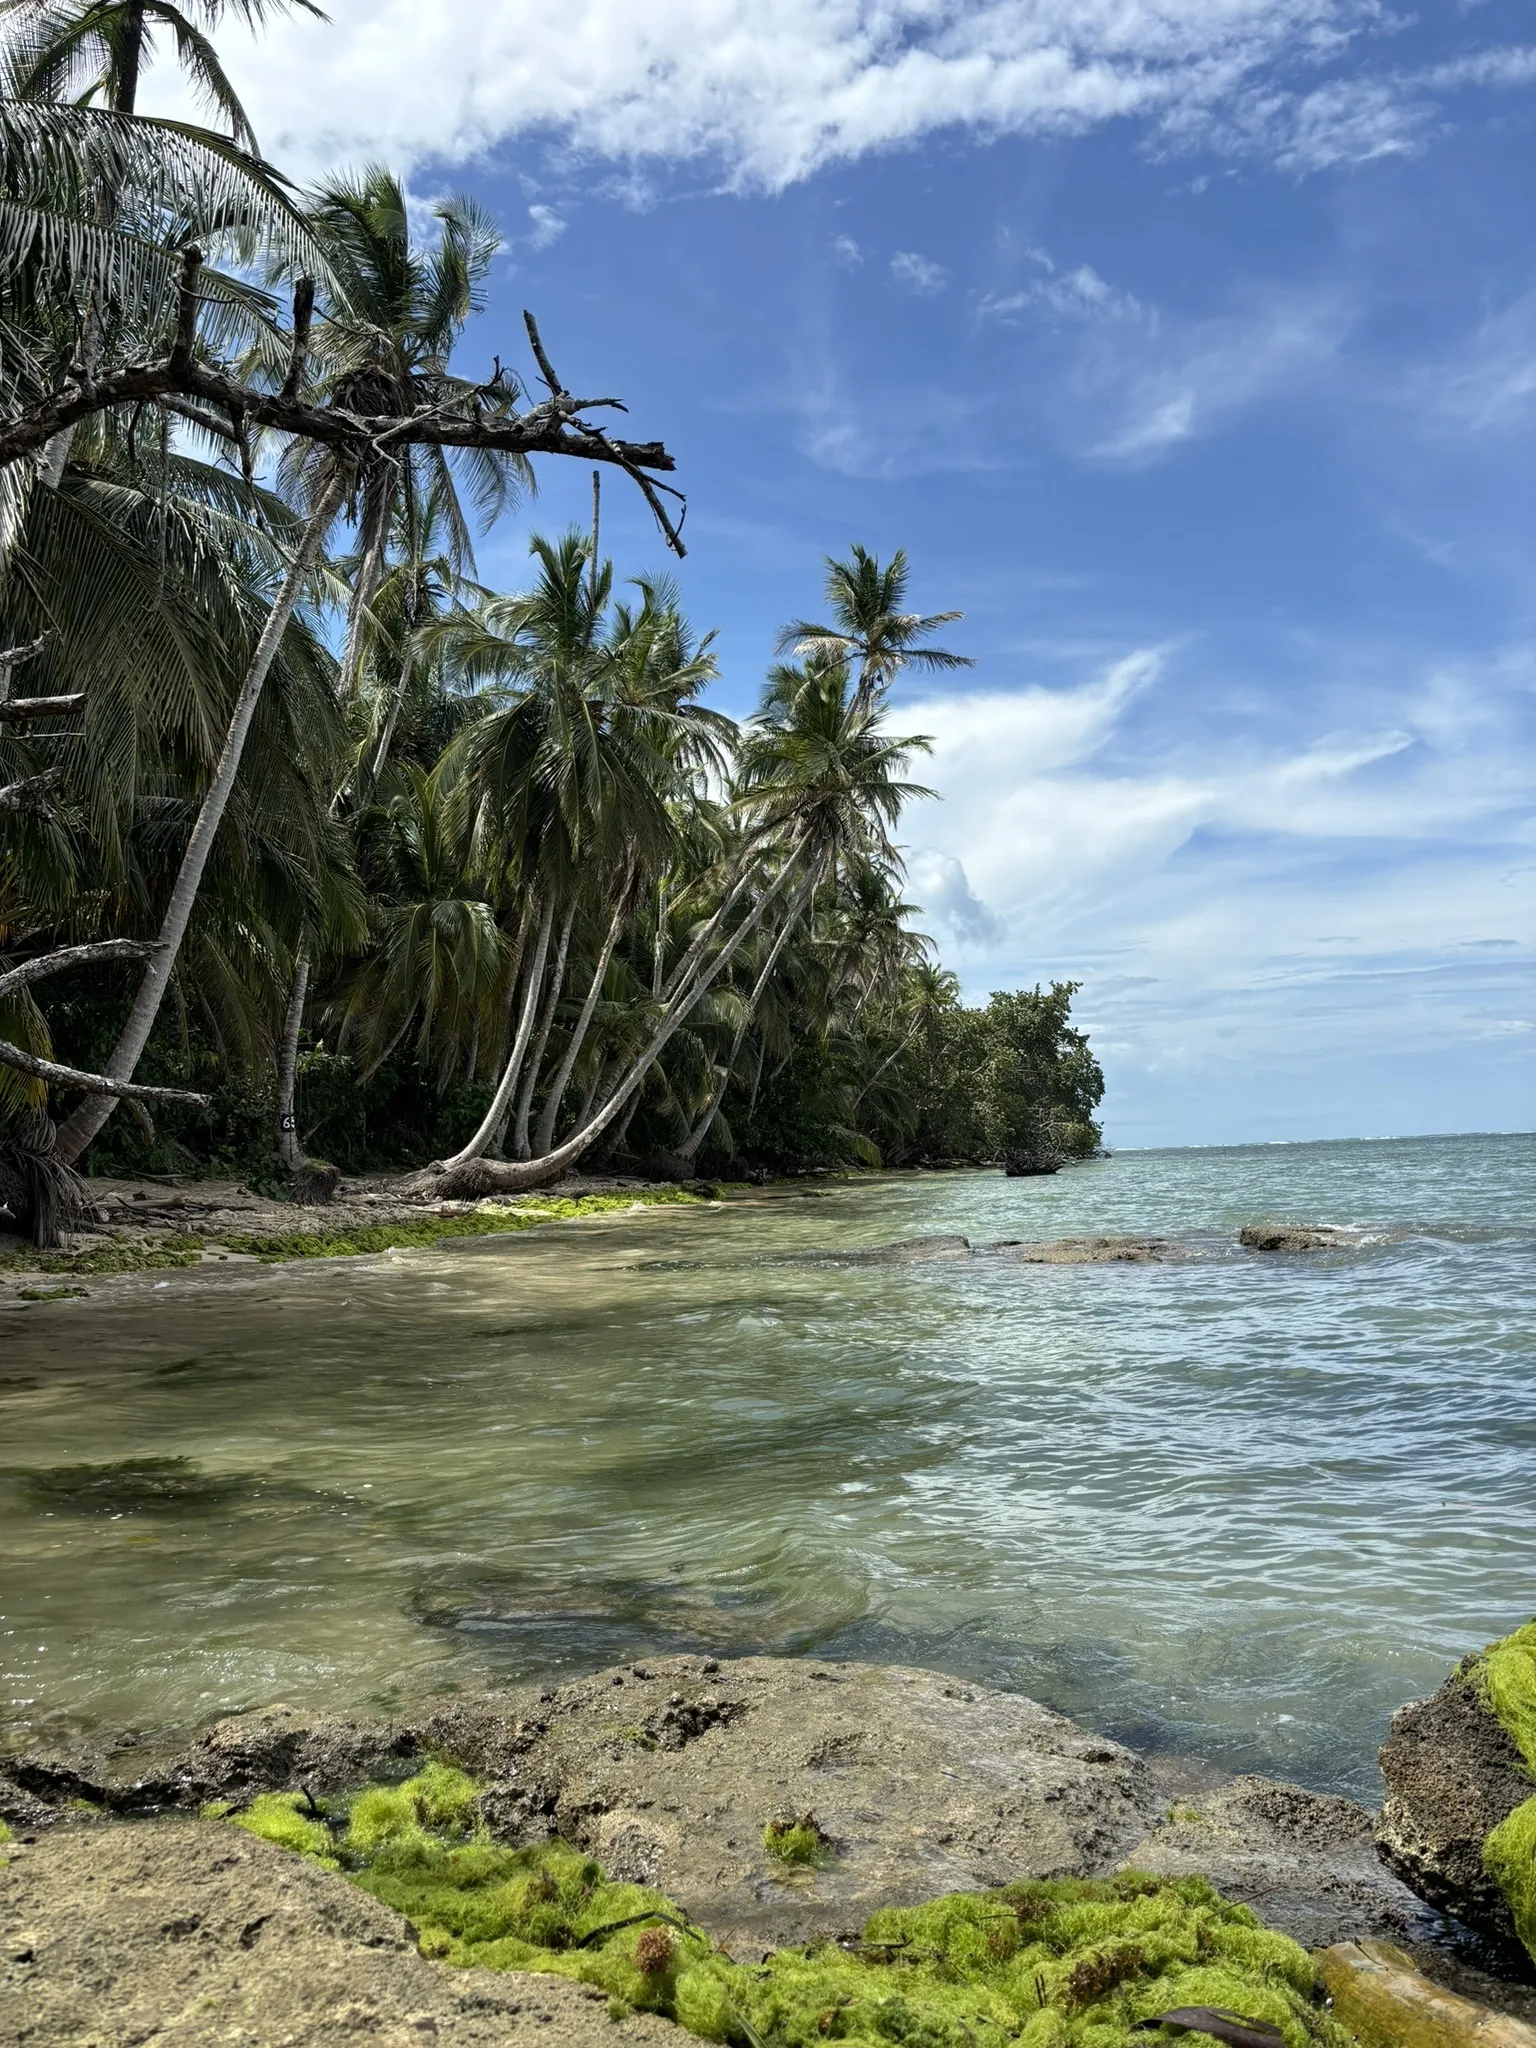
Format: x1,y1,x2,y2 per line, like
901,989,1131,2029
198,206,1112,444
764,1813,833,1866
226,1766,1351,2048
0,1236,204,1278
217,1187,710,1263
1479,1619,1536,1964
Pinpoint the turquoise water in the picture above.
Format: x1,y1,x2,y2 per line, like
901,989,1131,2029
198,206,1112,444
1,1131,1532,1802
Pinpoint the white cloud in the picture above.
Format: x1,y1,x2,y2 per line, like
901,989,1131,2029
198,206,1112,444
890,250,949,295
907,852,1005,949
894,639,1536,1139
831,234,863,267
142,1,1536,191
526,203,567,248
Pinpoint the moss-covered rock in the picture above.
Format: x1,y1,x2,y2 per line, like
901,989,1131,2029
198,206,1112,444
1376,1622,1536,1966
229,1767,1353,2048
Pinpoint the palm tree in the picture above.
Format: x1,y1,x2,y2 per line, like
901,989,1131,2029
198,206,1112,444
2,0,323,138
429,532,721,1169
777,543,972,714
298,166,516,702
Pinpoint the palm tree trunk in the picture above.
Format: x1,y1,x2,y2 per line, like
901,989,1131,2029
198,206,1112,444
441,896,552,1171
533,869,631,1157
338,501,390,701
574,1055,609,1133
676,874,813,1166
275,941,311,1168
55,469,346,1166
419,851,800,1196
512,895,575,1159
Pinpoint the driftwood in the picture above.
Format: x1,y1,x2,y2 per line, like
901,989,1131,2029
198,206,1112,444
1316,1940,1536,2047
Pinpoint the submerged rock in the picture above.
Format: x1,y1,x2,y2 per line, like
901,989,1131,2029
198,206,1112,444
0,1814,678,2048
1376,1644,1536,1962
1238,1224,1344,1252
847,1233,974,1262
985,1235,1174,1264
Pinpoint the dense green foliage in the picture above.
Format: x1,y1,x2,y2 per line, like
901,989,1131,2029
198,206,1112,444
231,1765,1348,2048
0,3,1104,1227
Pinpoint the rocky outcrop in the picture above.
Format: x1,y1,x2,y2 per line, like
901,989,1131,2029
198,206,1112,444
1120,1773,1437,1952
1,1658,1159,1955
1376,1656,1534,1955
845,1233,1177,1266
0,1814,680,2048
1238,1224,1344,1252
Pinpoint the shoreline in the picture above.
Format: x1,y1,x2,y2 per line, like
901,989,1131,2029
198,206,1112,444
0,1173,729,1309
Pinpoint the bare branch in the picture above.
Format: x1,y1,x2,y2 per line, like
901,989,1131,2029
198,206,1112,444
0,1040,208,1104
0,767,63,814
0,939,162,1002
523,309,562,398
0,317,686,554
0,634,52,675
0,693,86,724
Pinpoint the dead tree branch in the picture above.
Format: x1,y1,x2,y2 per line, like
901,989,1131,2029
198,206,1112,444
0,1039,208,1103
0,940,162,1002
0,693,86,724
2,283,687,553
0,767,63,814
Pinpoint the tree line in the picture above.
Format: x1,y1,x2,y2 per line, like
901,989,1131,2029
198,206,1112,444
0,0,1103,1241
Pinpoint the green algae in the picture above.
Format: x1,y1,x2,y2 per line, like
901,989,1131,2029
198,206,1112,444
231,1791,339,1866
17,1455,247,1514
227,1766,1352,2048
764,1814,832,1866
217,1187,711,1263
1478,1619,1536,1965
0,1236,204,1278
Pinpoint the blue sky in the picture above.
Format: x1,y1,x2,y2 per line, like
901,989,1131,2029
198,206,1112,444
174,2,1532,1146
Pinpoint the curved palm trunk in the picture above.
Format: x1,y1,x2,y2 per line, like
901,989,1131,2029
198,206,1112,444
440,897,552,1171
512,895,575,1159
418,851,800,1197
533,872,631,1157
675,874,813,1167
56,470,346,1166
275,941,311,1169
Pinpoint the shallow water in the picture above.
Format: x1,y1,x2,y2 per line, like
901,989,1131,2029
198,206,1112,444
1,1131,1532,1802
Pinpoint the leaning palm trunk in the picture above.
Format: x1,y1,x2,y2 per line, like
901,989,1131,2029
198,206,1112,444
512,896,575,1158
55,469,348,1166
275,941,311,1169
675,873,814,1167
440,897,553,1171
416,849,800,1198
533,870,633,1157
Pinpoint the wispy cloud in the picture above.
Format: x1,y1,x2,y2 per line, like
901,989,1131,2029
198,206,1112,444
890,250,948,295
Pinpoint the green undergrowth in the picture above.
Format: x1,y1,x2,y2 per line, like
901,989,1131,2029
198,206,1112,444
212,1187,711,1262
1479,1619,1536,1965
226,1764,1352,2048
764,1814,832,1866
